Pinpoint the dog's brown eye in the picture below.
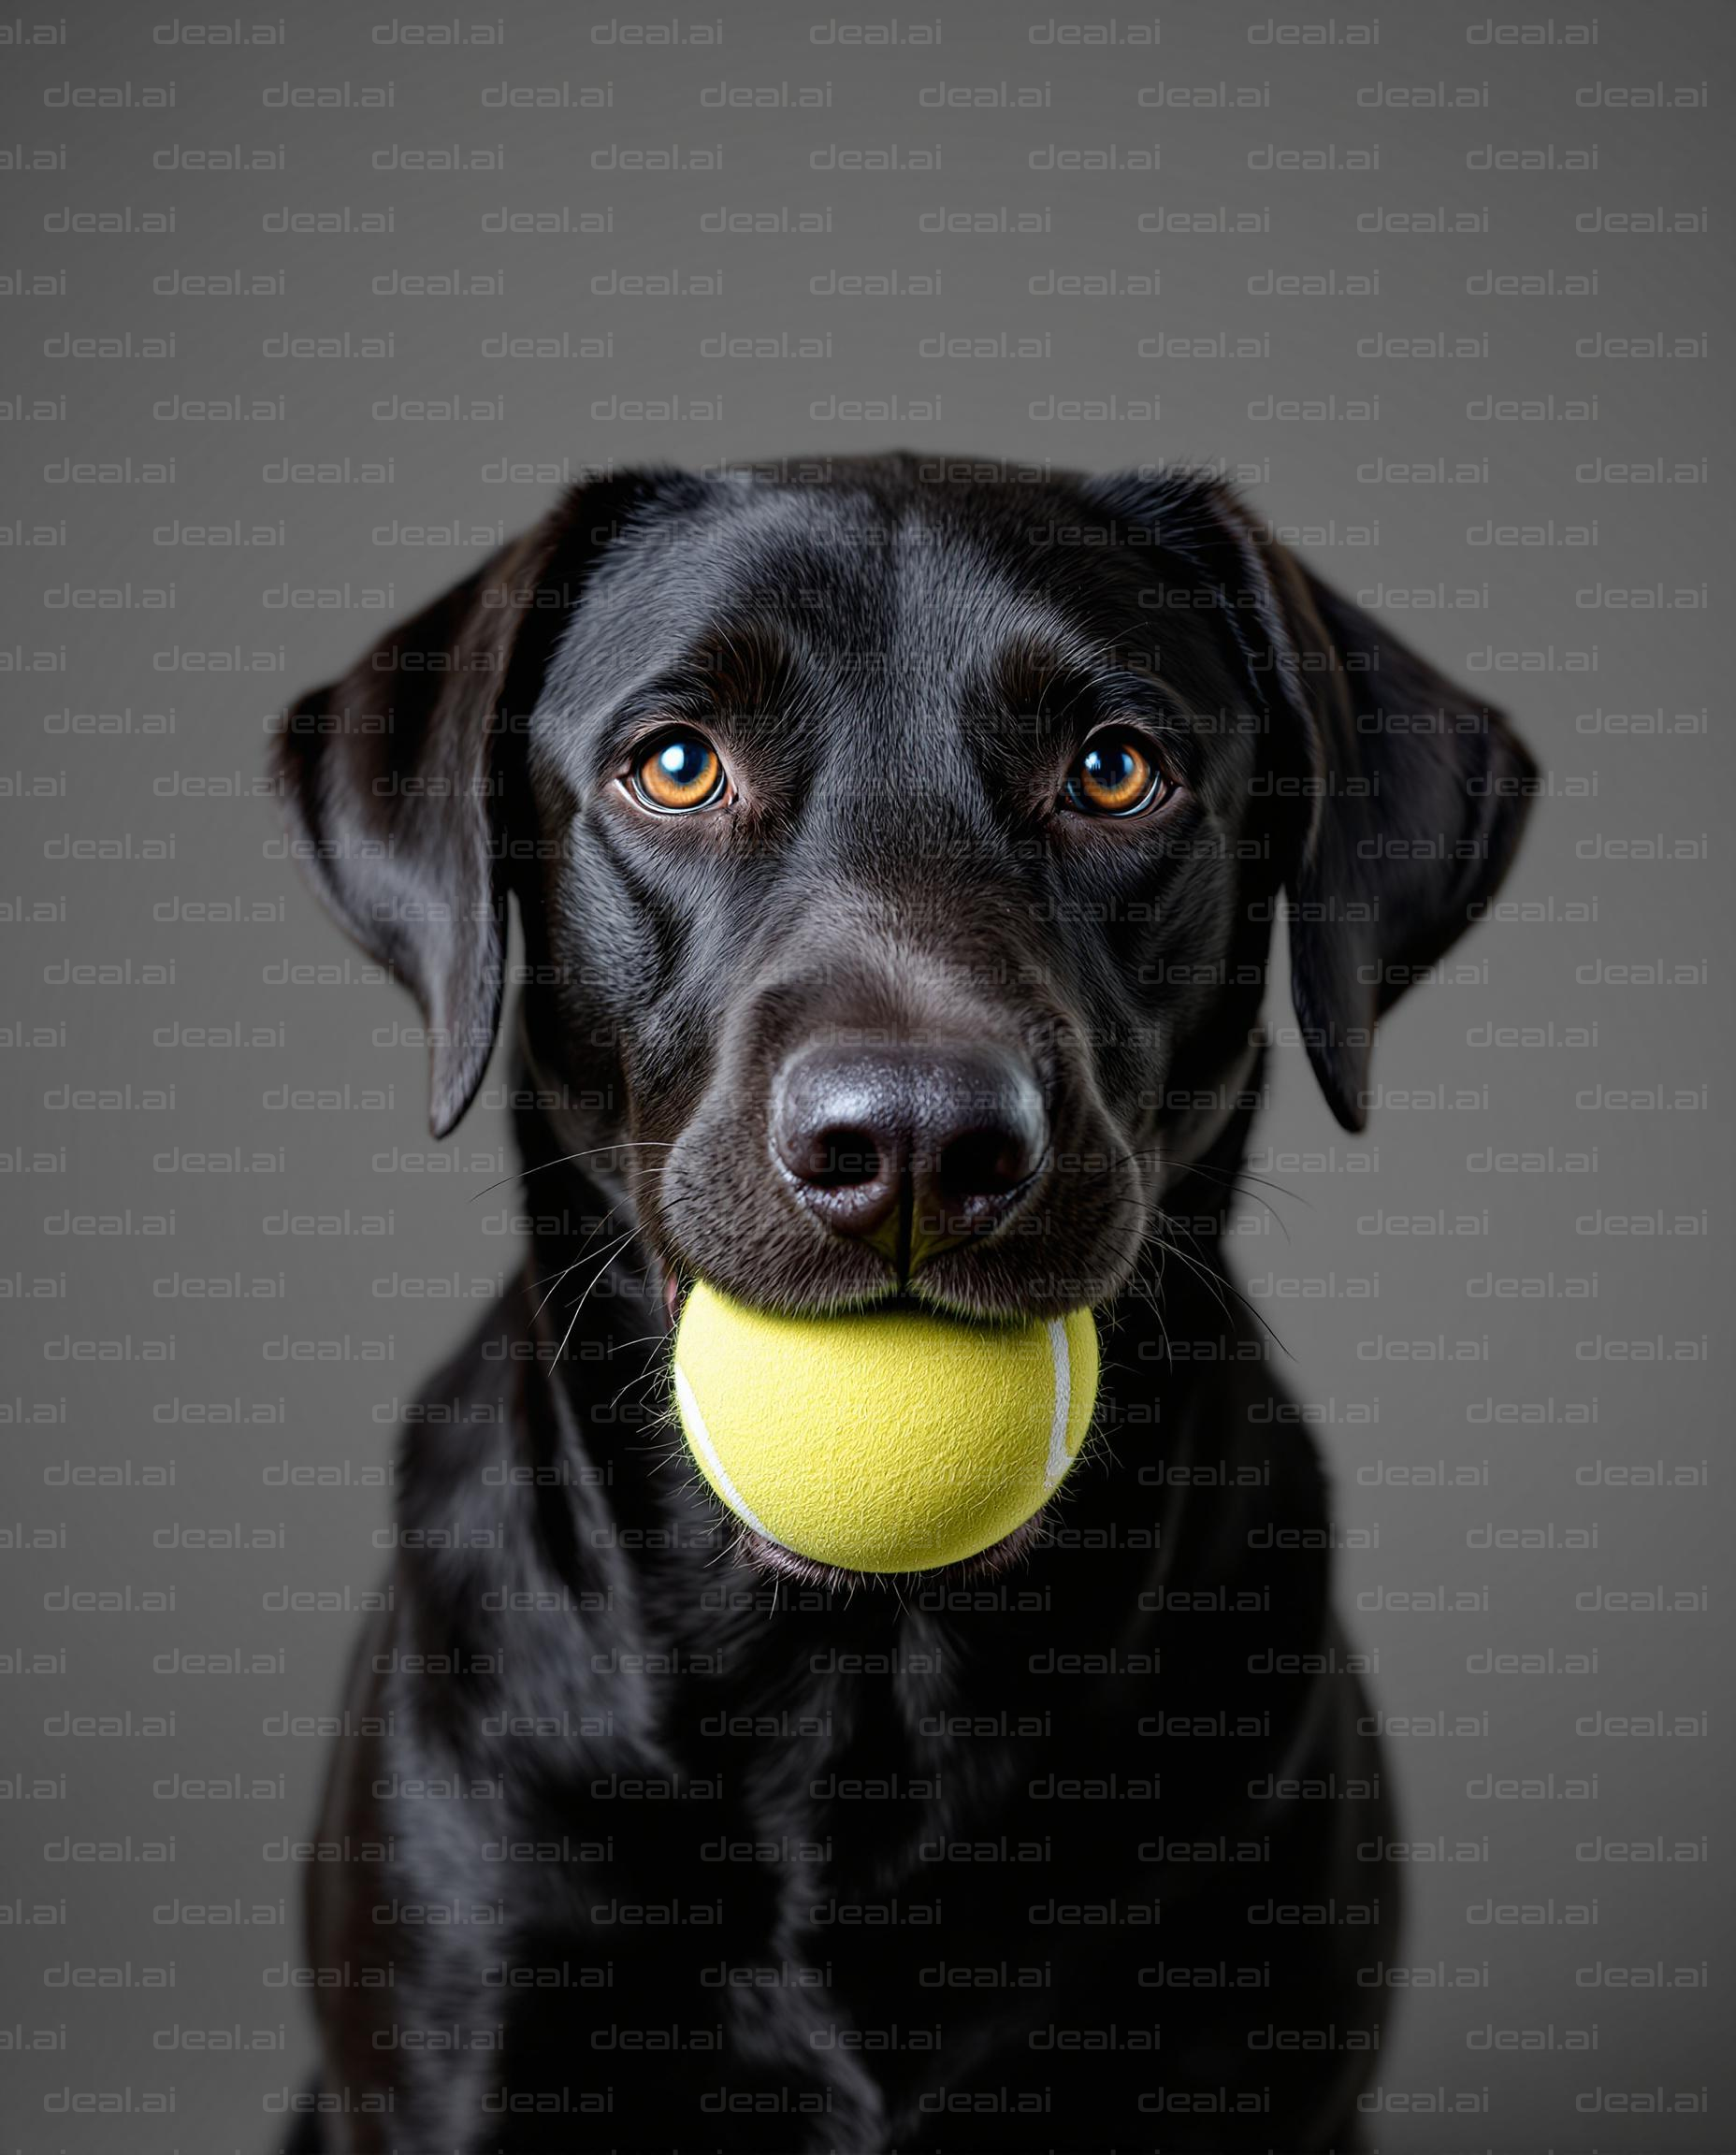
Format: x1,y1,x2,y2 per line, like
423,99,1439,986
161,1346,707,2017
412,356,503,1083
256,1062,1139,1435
629,731,726,814
1063,731,1169,817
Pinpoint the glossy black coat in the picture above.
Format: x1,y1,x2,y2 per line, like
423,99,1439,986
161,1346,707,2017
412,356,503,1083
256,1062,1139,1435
273,455,1534,2152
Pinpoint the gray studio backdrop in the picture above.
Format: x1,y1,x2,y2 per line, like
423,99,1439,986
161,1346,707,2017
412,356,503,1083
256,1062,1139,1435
1,2,1728,2148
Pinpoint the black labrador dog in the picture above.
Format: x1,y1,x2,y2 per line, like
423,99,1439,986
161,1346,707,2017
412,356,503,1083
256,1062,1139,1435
272,454,1533,2153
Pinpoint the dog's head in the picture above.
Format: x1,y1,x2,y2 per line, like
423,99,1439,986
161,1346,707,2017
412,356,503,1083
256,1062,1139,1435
275,456,1534,1324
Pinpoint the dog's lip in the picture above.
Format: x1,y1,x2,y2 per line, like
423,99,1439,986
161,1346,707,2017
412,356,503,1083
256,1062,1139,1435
728,1508,1050,1594
659,1267,1078,1331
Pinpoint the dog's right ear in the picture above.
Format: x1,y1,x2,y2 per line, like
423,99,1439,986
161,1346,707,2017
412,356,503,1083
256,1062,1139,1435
271,472,662,1137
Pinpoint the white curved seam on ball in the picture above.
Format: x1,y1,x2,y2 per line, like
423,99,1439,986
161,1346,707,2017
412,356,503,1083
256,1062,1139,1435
1044,1318,1071,1487
674,1363,776,1543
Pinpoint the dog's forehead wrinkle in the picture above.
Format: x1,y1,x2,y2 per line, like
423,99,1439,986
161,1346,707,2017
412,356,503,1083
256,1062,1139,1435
544,475,1166,779
546,486,903,729
820,526,1086,778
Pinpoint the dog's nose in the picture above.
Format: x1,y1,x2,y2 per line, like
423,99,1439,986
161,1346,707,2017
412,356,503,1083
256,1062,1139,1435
771,1042,1048,1268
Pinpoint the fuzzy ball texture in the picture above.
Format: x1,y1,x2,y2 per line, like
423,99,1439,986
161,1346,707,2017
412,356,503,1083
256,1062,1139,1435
673,1285,1098,1574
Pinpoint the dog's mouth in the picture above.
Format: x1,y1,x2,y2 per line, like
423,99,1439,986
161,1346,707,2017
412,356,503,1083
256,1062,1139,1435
658,1264,1038,1334
656,1260,1078,1592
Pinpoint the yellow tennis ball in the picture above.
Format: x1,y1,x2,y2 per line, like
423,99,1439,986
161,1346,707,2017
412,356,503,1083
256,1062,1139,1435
673,1284,1097,1574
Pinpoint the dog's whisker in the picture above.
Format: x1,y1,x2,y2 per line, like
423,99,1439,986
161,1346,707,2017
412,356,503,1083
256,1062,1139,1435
526,1239,613,1324
526,1261,583,1325
1145,1222,1295,1364
607,1331,677,1355
522,1203,656,1319
1059,1138,1298,1248
604,1365,676,1417
551,1228,645,1367
527,1218,642,1327
469,1140,674,1203
1168,1152,1309,1222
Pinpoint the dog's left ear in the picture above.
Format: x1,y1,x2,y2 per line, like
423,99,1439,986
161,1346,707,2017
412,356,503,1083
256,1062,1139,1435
272,472,659,1136
1270,544,1540,1131
1089,471,1539,1133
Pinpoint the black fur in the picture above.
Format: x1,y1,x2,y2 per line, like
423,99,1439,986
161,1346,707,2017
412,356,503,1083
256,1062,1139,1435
269,454,1534,2153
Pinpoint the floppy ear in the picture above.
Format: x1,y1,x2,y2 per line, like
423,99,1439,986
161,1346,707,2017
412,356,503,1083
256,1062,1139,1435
1088,470,1539,1133
1269,549,1539,1130
271,473,657,1136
